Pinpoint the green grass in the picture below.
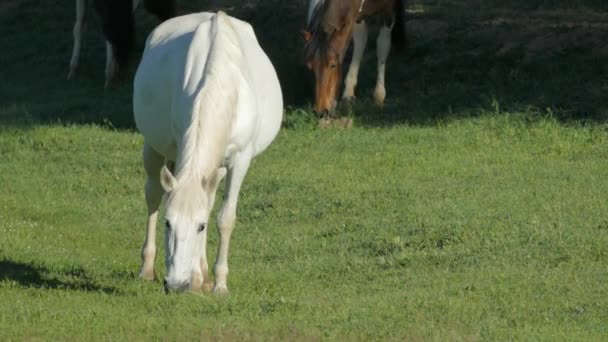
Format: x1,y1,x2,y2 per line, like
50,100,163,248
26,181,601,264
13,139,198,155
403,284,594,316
1,0,608,340
2,116,607,340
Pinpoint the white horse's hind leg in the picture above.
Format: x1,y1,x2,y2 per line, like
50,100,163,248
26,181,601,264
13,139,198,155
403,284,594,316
139,144,165,281
374,25,392,106
104,41,117,88
213,153,251,295
343,21,368,100
68,0,87,80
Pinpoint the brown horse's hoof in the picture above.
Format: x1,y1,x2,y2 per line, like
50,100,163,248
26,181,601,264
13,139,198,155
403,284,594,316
318,117,353,129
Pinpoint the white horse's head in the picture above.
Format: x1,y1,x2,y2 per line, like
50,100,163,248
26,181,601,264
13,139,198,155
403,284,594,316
159,165,226,292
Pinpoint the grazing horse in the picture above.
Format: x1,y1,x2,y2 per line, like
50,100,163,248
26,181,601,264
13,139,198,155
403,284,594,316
133,12,283,294
67,0,177,87
303,0,407,114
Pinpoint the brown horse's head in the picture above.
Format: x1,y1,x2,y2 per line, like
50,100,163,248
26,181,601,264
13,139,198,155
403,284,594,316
303,1,356,115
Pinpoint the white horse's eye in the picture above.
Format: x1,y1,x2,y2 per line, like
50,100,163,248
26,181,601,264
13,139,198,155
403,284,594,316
198,223,206,233
165,220,171,230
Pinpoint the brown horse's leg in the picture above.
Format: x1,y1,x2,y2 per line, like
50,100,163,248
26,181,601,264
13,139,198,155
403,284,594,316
374,24,392,106
343,20,368,100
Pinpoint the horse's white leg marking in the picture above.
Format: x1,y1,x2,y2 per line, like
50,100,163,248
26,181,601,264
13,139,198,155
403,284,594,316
199,167,226,292
213,153,251,295
374,25,392,106
68,0,87,80
139,144,165,281
189,229,205,291
358,0,366,14
197,229,213,292
104,41,116,88
343,20,368,100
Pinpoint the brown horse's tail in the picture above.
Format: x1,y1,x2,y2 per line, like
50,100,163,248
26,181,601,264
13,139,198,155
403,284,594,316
391,0,408,52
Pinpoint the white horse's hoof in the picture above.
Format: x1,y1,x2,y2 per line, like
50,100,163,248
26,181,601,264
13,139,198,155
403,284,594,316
138,269,155,281
212,285,230,296
202,282,214,293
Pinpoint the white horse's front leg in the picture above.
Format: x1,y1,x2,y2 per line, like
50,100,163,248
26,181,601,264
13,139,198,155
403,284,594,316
196,230,213,292
342,20,368,100
374,25,392,106
68,0,87,80
139,144,165,281
188,228,207,292
198,167,226,292
213,154,251,295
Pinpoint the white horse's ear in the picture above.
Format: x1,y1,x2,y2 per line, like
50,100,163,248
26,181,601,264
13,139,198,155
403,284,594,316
204,167,227,192
160,165,176,192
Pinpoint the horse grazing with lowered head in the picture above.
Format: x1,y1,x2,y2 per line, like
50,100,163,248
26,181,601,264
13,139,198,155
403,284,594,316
303,0,408,115
67,0,178,87
133,11,283,294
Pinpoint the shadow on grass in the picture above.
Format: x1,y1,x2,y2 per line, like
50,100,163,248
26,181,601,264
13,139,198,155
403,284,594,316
0,259,122,294
0,0,606,129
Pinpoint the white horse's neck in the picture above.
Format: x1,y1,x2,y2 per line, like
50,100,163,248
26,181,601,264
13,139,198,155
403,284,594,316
175,12,244,184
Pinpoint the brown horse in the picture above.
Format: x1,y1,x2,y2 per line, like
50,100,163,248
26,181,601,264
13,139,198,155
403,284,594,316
303,0,407,115
67,0,178,87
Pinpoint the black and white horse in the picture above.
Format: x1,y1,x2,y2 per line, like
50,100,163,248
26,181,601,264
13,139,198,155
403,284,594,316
67,0,178,86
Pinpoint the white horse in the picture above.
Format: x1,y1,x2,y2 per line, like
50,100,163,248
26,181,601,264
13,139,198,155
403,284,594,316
133,11,283,294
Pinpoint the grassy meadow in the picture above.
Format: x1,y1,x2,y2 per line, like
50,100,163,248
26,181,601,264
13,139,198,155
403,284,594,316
1,0,608,340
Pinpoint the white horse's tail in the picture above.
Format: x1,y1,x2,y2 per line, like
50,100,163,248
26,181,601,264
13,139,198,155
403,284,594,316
178,12,244,179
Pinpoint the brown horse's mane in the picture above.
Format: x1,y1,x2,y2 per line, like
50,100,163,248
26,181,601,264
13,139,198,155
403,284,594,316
304,0,331,63
304,0,408,64
304,0,369,63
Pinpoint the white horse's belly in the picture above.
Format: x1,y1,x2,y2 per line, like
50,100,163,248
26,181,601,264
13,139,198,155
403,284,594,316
234,32,283,157
134,72,177,160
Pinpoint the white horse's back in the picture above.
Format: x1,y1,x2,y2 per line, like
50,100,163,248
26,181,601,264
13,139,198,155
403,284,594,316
133,12,282,163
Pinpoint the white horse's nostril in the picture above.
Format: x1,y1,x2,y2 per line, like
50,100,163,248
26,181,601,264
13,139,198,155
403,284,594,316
164,278,189,293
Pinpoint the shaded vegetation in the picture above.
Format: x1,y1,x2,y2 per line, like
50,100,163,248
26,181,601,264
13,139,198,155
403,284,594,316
1,0,607,128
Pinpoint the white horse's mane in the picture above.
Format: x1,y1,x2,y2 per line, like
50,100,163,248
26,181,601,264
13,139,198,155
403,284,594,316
176,12,244,184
